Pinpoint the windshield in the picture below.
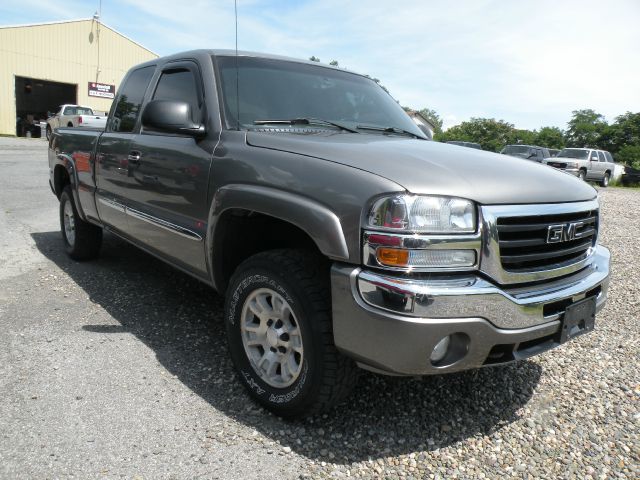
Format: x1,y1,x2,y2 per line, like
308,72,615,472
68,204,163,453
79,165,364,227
503,145,530,156
557,148,589,159
216,56,423,137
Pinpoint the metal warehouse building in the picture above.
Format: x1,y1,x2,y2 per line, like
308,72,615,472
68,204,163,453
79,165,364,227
0,19,158,137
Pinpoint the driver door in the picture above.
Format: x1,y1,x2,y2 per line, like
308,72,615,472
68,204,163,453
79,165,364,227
124,61,214,276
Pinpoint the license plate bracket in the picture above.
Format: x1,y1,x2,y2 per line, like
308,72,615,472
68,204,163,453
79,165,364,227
557,297,596,344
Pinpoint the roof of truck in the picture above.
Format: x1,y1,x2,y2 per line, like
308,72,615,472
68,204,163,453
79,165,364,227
133,49,366,78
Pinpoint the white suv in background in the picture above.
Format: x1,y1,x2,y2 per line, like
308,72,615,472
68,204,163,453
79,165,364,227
543,148,615,187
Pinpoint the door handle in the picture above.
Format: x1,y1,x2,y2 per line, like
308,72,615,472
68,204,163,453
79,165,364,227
128,151,141,165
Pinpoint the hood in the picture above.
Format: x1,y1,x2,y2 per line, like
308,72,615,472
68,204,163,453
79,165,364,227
246,132,597,205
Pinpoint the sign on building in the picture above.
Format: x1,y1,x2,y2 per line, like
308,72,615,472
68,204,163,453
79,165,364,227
88,82,115,99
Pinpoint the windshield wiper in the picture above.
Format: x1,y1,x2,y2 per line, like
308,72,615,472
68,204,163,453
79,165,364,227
356,124,424,139
253,118,359,133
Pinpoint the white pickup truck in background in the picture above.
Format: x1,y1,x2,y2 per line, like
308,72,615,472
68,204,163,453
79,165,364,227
46,104,107,140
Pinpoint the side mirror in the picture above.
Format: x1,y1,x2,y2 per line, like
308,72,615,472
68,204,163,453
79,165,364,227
141,99,205,137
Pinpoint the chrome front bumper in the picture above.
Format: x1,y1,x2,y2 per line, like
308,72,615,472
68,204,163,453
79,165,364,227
331,245,610,376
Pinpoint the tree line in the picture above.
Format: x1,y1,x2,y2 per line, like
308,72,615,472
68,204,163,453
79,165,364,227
416,108,640,168
307,56,639,169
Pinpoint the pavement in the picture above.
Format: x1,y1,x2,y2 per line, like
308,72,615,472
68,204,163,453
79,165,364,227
0,137,638,479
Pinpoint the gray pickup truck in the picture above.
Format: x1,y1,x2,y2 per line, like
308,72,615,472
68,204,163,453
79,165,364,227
48,50,610,417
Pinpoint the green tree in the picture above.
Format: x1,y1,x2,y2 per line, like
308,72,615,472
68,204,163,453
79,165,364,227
615,145,640,169
436,118,515,152
535,126,566,149
417,108,443,135
565,109,607,148
512,129,537,146
329,60,339,67
309,56,320,62
605,112,640,153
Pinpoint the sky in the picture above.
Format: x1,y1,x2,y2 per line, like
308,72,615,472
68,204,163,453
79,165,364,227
2,0,639,131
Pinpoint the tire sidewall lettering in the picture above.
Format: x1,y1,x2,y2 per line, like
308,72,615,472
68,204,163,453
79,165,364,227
228,271,308,404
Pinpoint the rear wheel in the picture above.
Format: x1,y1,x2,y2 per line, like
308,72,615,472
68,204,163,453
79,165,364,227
60,186,102,260
600,172,610,187
225,249,358,418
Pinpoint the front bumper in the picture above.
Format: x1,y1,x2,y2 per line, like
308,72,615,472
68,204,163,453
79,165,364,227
331,245,610,376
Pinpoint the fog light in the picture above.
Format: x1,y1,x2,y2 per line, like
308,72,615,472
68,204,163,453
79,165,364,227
430,335,451,364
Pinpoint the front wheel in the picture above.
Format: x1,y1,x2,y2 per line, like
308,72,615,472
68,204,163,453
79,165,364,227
60,186,102,260
578,170,587,181
45,125,52,141
225,249,358,418
600,172,610,187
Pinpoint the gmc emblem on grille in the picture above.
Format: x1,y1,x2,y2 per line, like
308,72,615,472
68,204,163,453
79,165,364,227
547,221,584,243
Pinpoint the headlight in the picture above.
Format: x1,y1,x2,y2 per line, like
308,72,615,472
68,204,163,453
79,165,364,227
368,195,476,233
566,162,579,168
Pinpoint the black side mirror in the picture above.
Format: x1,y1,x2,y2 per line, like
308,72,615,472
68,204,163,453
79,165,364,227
141,99,205,137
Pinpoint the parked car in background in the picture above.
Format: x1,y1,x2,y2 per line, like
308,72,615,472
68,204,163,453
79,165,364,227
446,140,482,149
500,145,550,163
621,165,640,186
46,105,107,140
549,148,560,157
543,148,614,187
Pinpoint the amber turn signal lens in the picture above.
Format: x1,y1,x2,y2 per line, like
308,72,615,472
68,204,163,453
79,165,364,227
376,247,409,267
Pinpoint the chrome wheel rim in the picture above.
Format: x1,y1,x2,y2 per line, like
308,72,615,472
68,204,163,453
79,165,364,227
63,200,76,246
240,288,303,388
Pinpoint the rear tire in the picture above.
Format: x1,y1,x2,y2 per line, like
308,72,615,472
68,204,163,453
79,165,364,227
225,249,358,418
59,186,102,260
600,172,610,187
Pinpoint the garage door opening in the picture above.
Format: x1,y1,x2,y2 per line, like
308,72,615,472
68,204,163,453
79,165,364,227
15,76,76,137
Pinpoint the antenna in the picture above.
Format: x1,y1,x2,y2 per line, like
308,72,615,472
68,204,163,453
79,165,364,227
235,0,240,130
93,0,102,83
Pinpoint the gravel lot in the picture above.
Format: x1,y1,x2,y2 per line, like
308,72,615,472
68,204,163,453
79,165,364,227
0,137,638,479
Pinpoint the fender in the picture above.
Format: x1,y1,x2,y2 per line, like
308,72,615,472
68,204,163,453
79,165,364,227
54,152,88,221
206,184,350,284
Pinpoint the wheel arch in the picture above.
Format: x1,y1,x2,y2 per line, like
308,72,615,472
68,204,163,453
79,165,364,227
53,154,87,221
207,184,350,292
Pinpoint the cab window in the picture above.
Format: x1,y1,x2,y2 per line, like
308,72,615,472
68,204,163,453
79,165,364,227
110,66,155,133
152,67,202,123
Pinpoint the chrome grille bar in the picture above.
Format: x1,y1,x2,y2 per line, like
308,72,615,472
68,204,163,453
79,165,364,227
480,199,599,285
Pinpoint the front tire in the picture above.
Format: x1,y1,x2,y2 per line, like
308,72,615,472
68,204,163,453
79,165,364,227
46,125,52,141
225,249,357,418
578,170,586,181
60,186,102,260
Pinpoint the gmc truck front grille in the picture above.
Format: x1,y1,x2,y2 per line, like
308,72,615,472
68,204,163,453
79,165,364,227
496,210,598,271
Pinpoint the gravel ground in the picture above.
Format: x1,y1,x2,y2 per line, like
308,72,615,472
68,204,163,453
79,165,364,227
0,137,638,479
